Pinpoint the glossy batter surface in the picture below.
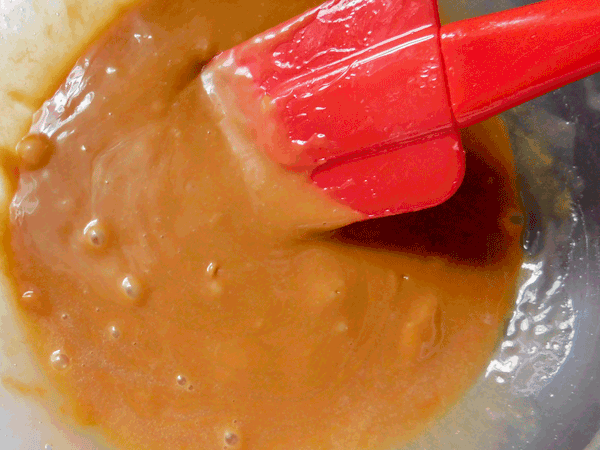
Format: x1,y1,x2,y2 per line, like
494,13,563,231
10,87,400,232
7,1,523,449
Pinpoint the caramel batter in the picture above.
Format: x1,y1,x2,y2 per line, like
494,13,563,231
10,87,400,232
7,0,523,449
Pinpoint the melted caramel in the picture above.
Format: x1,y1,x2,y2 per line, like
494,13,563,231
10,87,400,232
7,0,523,449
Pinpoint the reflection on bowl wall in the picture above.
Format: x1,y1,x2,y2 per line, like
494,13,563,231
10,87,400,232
0,0,600,449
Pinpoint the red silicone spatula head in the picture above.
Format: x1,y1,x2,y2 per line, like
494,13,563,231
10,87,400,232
203,0,600,218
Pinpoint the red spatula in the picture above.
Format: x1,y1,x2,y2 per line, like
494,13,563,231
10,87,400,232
203,0,600,218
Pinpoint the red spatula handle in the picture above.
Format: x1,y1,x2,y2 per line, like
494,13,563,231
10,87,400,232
443,0,600,127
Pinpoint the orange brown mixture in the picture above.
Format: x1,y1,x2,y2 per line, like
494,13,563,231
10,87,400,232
7,0,523,449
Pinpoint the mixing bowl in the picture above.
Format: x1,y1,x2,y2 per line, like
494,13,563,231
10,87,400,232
0,0,599,448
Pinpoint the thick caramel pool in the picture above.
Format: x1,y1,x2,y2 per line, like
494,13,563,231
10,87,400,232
7,0,523,449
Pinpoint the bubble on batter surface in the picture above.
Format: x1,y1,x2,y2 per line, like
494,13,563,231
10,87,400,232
83,219,108,249
16,134,54,170
206,261,220,278
224,431,240,447
21,288,42,307
120,275,143,302
107,324,121,339
50,350,70,370
20,288,51,315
